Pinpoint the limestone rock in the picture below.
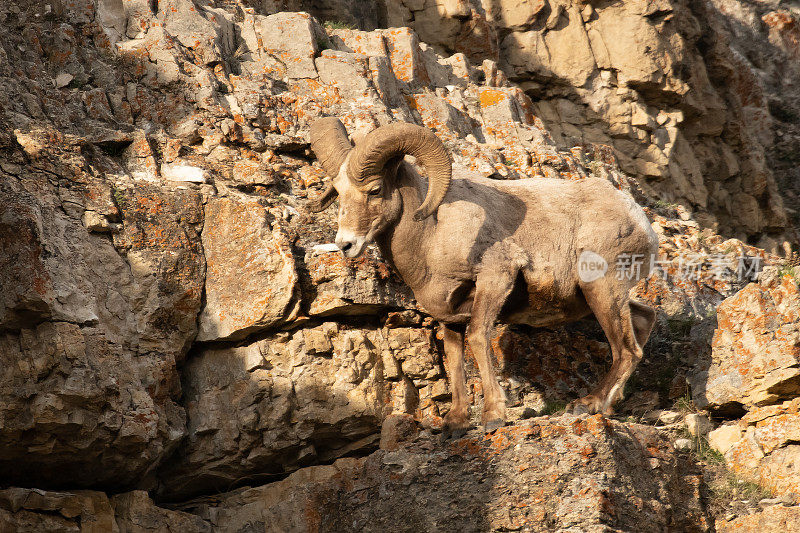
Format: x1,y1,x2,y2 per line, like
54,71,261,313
487,0,548,30
708,423,745,457
158,0,235,66
381,27,428,85
198,196,300,342
303,249,415,317
0,0,793,520
0,487,210,533
386,0,793,240
0,175,198,489
717,504,800,533
489,324,612,405
379,413,419,451
185,416,711,531
160,162,209,183
410,93,474,138
692,275,800,411
255,12,320,79
315,50,373,100
710,399,800,497
111,185,206,357
0,488,118,533
111,491,211,532
83,88,115,122
157,322,414,498
686,413,713,438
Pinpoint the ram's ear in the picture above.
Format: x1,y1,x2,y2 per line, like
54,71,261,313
385,155,405,182
307,182,338,212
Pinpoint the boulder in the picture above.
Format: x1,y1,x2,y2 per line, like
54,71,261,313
255,12,321,79
409,93,474,139
691,275,800,411
381,27,428,85
158,0,235,66
315,50,373,100
303,249,415,317
709,399,800,496
198,196,300,342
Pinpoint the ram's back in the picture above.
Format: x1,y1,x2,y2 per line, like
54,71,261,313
429,176,658,326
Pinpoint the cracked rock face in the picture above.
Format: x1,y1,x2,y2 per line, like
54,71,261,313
0,165,198,489
198,196,300,342
383,0,795,244
708,398,800,500
176,415,712,532
0,416,714,532
0,0,797,529
702,271,800,498
158,322,392,498
693,272,800,412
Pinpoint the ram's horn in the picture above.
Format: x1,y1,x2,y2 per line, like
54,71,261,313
308,117,353,211
347,123,452,220
310,117,352,176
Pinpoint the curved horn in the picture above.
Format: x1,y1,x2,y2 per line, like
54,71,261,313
308,117,352,212
310,117,352,176
347,123,452,221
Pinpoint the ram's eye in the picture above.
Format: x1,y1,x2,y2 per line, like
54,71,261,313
367,187,381,197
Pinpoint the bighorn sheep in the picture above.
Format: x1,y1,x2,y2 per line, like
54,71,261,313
308,117,658,433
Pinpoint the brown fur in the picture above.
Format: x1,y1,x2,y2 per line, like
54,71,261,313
310,120,659,431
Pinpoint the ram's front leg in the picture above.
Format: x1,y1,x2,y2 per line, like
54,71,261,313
467,264,518,432
441,324,470,437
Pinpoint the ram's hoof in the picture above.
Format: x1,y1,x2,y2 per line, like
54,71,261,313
566,395,608,416
440,425,469,442
566,402,591,415
483,418,505,434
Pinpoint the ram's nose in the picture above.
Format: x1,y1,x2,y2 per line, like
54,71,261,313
335,230,365,258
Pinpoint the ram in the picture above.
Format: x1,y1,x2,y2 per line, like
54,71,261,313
308,118,659,433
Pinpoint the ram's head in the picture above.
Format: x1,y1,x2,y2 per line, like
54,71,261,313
308,118,452,258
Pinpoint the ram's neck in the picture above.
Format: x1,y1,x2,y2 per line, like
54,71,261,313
375,165,432,290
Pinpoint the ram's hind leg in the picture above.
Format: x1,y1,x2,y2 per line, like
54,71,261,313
568,280,655,416
442,324,470,437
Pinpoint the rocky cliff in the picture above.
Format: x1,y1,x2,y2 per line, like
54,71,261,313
262,0,800,249
1,0,800,531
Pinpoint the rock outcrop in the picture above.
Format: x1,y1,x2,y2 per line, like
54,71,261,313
380,0,797,246
701,270,800,499
692,271,800,413
0,0,797,529
717,502,800,532
0,0,657,493
697,270,800,515
709,397,800,497
0,178,198,488
0,487,209,532
0,416,713,532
